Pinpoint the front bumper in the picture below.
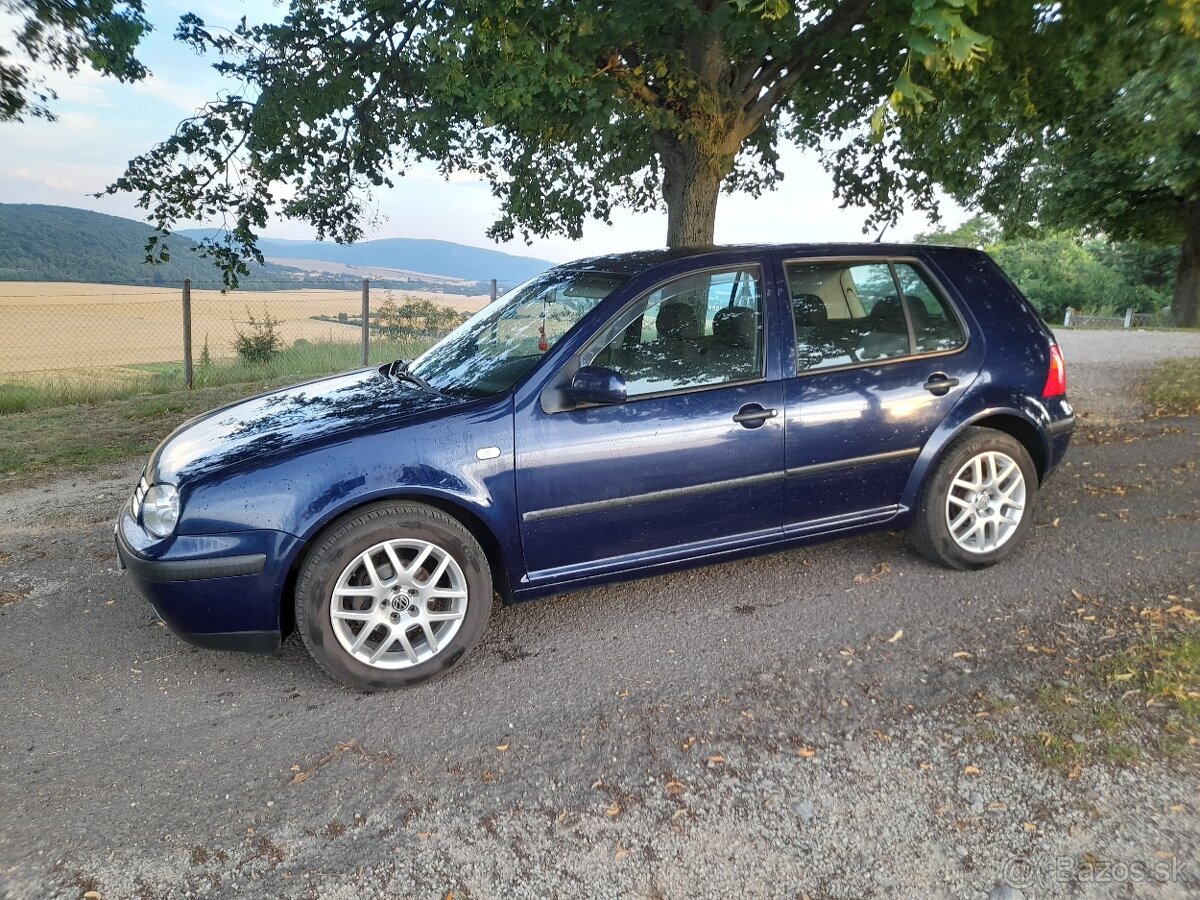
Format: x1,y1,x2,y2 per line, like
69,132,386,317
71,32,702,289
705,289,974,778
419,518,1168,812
115,507,305,655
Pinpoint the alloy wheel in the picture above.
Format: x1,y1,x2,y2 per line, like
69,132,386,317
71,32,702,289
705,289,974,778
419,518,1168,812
944,450,1027,554
329,539,468,669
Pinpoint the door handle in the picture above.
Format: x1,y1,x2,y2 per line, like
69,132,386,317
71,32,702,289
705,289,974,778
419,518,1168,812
732,403,778,428
922,373,960,396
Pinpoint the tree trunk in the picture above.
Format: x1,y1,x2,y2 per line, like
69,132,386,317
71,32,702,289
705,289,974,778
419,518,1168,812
659,136,728,248
1170,200,1199,327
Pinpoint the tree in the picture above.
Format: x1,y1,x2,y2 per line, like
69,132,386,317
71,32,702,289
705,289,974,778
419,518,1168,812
916,216,1177,322
376,296,464,337
107,0,994,284
913,214,1000,248
880,2,1199,325
1,0,150,121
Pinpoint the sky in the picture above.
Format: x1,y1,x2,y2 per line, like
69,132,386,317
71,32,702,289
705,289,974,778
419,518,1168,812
0,2,966,265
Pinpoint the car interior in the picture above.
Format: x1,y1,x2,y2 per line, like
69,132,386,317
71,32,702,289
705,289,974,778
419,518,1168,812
589,268,764,395
788,262,964,370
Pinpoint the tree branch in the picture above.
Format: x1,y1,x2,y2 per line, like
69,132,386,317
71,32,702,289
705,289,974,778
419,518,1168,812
740,0,875,132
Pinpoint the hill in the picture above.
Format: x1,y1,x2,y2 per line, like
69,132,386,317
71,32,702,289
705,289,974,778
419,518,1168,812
0,204,304,286
178,229,553,283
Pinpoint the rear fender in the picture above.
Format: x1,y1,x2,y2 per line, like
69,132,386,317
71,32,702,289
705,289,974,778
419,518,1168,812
901,389,1054,510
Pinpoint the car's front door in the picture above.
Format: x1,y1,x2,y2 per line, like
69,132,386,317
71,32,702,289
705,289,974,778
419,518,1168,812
780,256,984,530
514,262,786,581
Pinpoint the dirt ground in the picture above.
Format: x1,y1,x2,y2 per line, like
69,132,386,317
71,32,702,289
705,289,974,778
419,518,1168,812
0,330,1197,899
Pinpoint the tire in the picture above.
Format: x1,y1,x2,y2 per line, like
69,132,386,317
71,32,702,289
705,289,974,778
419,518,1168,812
908,427,1039,571
295,502,492,690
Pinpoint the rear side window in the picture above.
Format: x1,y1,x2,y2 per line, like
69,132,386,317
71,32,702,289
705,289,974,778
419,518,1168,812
893,263,966,353
786,260,964,372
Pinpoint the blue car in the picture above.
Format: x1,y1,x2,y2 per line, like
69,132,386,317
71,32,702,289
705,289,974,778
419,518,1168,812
116,244,1074,689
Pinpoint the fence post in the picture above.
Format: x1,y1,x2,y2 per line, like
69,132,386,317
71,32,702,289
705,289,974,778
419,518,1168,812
490,278,498,302
361,278,370,366
1123,307,1134,329
1063,307,1073,327
182,279,194,389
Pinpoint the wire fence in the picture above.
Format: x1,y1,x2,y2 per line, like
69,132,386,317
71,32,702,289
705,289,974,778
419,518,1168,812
0,280,493,387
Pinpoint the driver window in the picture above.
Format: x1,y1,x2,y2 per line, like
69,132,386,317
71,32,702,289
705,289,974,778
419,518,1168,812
587,266,764,397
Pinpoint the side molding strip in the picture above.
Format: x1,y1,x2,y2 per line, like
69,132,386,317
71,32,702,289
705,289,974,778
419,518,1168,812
785,447,920,478
522,470,783,523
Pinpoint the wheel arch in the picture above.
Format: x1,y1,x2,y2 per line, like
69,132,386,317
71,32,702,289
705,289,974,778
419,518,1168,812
961,411,1048,481
901,404,1051,514
280,491,514,637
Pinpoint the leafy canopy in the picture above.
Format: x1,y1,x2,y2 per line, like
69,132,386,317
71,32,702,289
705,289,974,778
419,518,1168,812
889,1,1199,245
107,0,994,284
0,0,150,121
869,1,1200,324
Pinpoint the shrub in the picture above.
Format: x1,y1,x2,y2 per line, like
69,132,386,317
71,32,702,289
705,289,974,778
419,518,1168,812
376,295,464,338
233,307,283,364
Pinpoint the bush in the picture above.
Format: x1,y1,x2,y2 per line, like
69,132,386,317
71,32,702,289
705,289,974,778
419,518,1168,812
376,295,464,338
233,307,283,364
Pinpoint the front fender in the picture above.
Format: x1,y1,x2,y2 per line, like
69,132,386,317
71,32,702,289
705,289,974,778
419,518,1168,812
174,397,520,582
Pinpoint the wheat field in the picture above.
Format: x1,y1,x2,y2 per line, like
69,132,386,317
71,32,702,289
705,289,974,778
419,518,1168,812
0,282,490,376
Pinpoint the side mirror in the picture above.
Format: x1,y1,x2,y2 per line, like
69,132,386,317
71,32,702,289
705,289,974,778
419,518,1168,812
567,365,627,406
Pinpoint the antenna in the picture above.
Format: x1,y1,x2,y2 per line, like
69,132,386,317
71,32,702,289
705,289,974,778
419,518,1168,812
874,222,890,243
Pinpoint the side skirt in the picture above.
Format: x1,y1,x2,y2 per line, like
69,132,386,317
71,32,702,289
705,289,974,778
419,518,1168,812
511,505,908,604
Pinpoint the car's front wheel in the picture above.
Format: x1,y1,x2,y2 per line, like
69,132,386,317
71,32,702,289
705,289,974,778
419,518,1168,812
295,503,492,690
909,427,1039,570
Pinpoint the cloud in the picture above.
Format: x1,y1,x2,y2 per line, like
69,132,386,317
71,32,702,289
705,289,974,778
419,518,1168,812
56,112,101,135
128,75,214,116
8,167,77,192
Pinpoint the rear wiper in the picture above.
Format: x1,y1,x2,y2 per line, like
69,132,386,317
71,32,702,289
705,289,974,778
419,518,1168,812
385,359,441,395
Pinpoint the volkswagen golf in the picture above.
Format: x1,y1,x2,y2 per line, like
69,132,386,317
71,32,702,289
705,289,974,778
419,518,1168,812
116,244,1075,690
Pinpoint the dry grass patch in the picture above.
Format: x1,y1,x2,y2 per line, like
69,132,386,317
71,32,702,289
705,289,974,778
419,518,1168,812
1143,358,1200,416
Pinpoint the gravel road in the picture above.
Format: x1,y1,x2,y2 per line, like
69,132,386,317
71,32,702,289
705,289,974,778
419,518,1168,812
1,330,1197,899
1056,329,1200,423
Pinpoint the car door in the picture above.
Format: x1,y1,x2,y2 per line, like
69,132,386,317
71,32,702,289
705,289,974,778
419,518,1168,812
780,255,983,530
514,260,786,580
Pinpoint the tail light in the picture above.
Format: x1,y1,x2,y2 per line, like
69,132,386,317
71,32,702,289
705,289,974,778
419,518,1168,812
1043,343,1067,398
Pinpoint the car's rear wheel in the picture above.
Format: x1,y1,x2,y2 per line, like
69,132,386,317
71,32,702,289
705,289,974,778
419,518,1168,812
909,427,1038,570
295,503,492,690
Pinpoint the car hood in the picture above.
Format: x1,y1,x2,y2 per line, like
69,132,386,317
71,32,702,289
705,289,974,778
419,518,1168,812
148,368,461,484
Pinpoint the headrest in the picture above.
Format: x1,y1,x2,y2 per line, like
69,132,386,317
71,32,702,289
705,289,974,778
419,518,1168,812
655,301,697,339
869,294,906,326
791,293,828,326
713,306,755,347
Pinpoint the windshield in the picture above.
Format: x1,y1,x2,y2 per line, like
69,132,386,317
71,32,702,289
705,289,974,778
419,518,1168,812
408,269,627,398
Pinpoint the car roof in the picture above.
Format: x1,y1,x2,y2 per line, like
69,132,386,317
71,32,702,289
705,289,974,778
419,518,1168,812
555,243,977,277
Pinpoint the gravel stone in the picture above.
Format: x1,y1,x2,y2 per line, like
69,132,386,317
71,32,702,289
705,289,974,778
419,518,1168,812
1,322,1197,899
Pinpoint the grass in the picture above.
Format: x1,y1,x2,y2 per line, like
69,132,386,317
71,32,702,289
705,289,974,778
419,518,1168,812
0,380,293,478
1015,630,1200,772
1027,683,1139,769
0,337,436,481
1143,358,1200,416
1107,633,1200,725
0,337,433,415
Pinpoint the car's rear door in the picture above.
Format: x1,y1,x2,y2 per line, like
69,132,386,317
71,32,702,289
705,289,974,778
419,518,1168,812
779,254,984,530
513,258,787,581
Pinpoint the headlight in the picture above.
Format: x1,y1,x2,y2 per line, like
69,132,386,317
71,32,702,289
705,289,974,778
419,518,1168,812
142,483,180,538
